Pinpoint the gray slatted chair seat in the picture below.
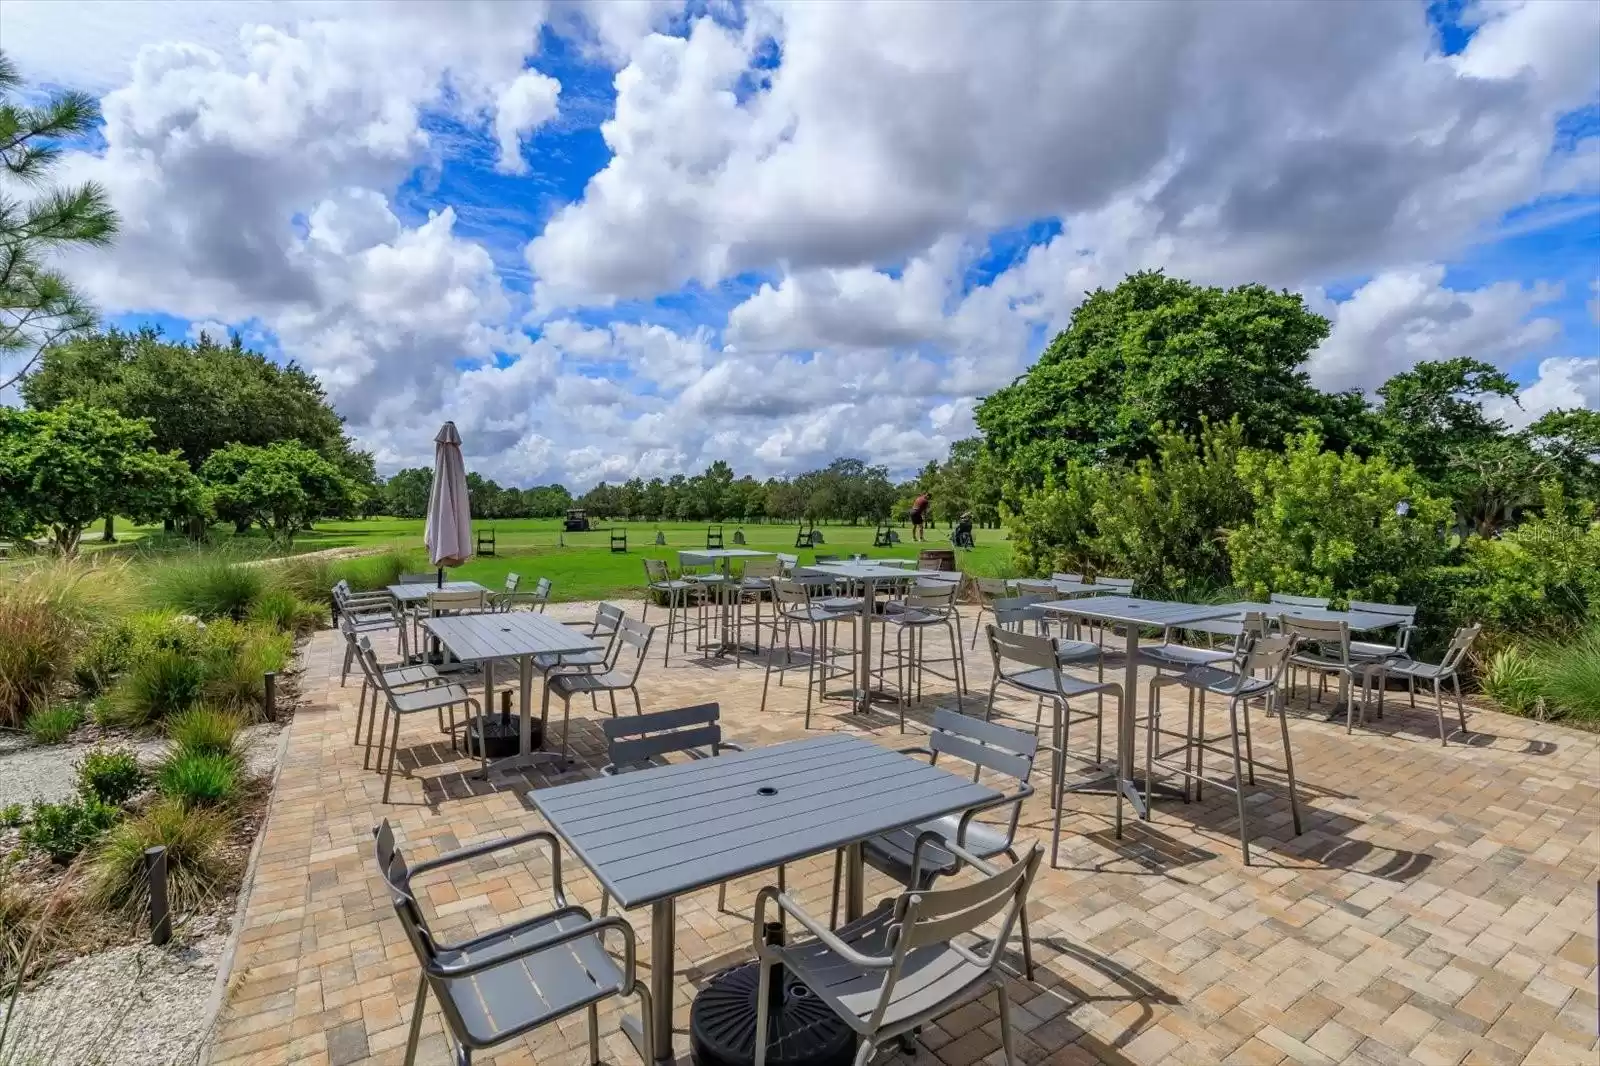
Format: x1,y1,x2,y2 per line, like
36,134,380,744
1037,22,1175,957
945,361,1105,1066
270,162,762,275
392,681,476,713
1141,642,1234,669
780,902,989,1034
1167,664,1275,698
861,819,1011,885
1054,638,1101,664
1375,658,1449,680
1349,639,1406,660
817,596,863,612
533,648,607,671
384,664,440,687
1003,667,1116,698
781,604,842,624
437,909,627,1046
549,668,633,696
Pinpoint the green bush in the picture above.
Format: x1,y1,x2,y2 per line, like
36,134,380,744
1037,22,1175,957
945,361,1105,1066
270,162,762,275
125,610,208,656
330,550,415,595
245,588,327,634
1228,431,1451,603
0,558,136,727
0,802,24,828
202,627,291,720
156,749,240,807
19,797,120,863
149,556,265,621
74,747,147,806
88,799,229,917
1481,646,1541,714
1536,627,1600,722
71,623,135,696
166,706,243,759
105,649,206,728
23,704,83,745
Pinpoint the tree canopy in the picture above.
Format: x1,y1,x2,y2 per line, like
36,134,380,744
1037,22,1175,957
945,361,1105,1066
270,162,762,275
974,271,1352,493
201,441,353,544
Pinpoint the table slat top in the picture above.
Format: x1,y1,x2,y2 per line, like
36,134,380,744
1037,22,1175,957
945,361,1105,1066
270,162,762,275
1215,602,1402,632
388,580,490,603
1010,579,1106,597
422,611,598,662
676,549,773,561
531,734,997,908
1038,595,1238,628
808,562,951,581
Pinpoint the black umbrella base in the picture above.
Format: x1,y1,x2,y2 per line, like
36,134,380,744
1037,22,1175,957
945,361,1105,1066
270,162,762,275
690,960,855,1066
466,714,540,760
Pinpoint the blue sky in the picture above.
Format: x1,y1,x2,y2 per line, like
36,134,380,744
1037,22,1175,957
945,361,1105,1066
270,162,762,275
7,0,1597,486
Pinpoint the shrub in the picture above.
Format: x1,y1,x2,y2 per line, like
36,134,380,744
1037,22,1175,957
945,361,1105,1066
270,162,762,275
245,588,327,634
1481,646,1541,714
1536,627,1600,722
202,627,292,721
74,748,147,806
23,704,83,745
0,558,135,726
0,803,24,828
105,649,206,728
149,557,265,621
72,623,135,696
124,610,207,656
166,706,243,759
19,797,120,864
156,750,240,807
88,799,228,917
330,550,415,595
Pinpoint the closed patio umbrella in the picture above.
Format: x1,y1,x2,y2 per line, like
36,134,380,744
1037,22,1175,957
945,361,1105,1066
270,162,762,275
424,421,471,587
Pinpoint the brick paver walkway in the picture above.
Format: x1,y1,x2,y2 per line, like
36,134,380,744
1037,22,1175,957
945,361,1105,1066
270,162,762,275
206,602,1599,1066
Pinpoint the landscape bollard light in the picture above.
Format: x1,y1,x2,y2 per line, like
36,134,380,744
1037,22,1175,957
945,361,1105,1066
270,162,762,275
145,846,171,946
264,670,277,720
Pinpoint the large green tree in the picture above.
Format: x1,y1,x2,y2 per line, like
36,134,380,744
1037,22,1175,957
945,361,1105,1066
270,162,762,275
201,441,353,544
0,52,119,391
975,271,1351,493
0,402,199,553
22,328,369,486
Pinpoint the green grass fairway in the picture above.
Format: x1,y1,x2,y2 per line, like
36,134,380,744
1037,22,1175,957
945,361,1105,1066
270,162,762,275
104,518,1017,602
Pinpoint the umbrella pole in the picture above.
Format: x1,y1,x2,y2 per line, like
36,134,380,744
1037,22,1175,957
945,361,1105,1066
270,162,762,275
437,567,444,588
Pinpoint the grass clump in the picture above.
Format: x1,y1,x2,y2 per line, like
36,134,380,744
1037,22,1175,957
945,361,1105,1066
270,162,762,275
23,704,82,745
201,627,292,721
0,559,137,726
19,798,119,864
105,649,206,728
0,803,23,828
87,799,228,918
73,748,146,807
1481,646,1541,715
146,556,265,621
1534,626,1600,722
245,588,327,634
156,750,240,808
166,706,243,759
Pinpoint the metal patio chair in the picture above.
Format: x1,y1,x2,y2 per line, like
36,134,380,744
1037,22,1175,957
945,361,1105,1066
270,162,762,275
1145,632,1303,865
373,820,653,1066
361,641,483,802
828,708,1041,980
352,632,448,749
488,572,520,612
336,599,405,685
1373,624,1481,745
752,841,1041,1066
761,578,851,727
876,581,968,722
968,577,1010,648
1346,600,1419,661
641,557,703,664
543,617,654,757
1284,616,1386,733
597,702,785,916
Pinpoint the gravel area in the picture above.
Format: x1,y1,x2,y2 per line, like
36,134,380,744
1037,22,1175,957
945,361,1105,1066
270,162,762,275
1,931,227,1066
0,724,283,810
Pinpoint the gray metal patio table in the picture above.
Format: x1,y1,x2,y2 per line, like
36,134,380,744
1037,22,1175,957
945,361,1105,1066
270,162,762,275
1216,601,1406,719
422,612,600,766
808,561,951,711
386,579,491,604
1007,578,1107,598
529,733,997,1064
677,549,774,657
1038,595,1239,822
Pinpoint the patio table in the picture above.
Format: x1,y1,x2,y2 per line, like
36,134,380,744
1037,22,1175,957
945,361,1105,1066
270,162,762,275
1215,602,1406,719
675,547,772,574
676,549,774,657
808,561,951,711
386,579,490,604
422,611,600,766
529,733,997,1064
1008,578,1109,597
1038,595,1238,822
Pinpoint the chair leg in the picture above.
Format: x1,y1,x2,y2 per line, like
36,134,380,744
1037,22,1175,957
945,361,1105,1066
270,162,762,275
1015,896,1036,982
1434,679,1446,745
631,687,643,716
1275,690,1303,836
997,983,1017,1066
367,699,390,772
1242,697,1256,785
341,641,355,685
383,712,403,803
608,690,619,718
1229,701,1250,865
753,959,776,1066
402,972,429,1066
354,682,368,745
1144,684,1158,814
587,1003,600,1066
717,881,727,913
1452,674,1467,737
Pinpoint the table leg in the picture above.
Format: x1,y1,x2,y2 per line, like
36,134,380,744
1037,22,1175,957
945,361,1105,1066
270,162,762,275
845,841,865,922
855,577,875,712
650,898,675,1063
518,654,533,755
1120,624,1149,821
483,658,494,751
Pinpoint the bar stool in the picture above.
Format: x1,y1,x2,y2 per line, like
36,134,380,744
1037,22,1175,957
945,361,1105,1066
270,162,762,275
876,581,968,724
641,558,704,665
1144,633,1302,865
761,578,852,727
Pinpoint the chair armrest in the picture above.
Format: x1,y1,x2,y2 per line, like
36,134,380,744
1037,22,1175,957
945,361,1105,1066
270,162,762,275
954,782,1033,845
753,887,893,970
714,741,745,753
894,745,935,762
408,828,568,909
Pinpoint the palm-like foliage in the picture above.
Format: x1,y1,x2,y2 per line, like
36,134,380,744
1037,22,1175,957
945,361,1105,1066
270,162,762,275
0,51,119,390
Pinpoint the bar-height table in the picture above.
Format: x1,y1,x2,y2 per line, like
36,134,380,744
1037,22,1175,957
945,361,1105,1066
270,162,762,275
1214,602,1405,718
676,549,774,657
422,612,600,765
675,547,772,574
806,561,951,711
1038,595,1239,823
529,734,997,1064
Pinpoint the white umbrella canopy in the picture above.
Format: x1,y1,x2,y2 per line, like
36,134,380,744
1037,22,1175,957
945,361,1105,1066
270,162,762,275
424,421,472,580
